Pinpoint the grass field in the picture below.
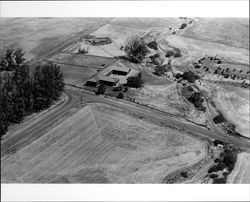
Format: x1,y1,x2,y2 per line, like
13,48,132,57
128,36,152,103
48,52,116,69
1,103,207,183
0,18,112,59
61,64,97,86
181,18,249,50
227,152,250,183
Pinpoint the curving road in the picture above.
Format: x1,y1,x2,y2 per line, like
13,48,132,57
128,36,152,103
2,88,250,159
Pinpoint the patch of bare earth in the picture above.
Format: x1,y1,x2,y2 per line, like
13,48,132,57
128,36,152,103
1,103,207,183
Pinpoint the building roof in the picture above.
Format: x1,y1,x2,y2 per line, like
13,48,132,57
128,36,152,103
86,77,100,83
98,75,119,83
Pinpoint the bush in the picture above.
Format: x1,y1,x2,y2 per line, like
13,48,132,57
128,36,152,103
182,71,199,83
165,50,175,58
188,92,206,111
213,177,226,184
117,92,124,99
179,23,187,29
210,173,218,179
113,85,122,91
175,73,183,79
124,35,149,63
147,41,158,50
96,84,106,95
154,65,167,76
213,113,226,124
127,73,143,88
181,171,188,178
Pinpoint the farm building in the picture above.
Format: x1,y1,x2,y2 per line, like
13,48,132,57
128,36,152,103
85,76,118,87
85,37,112,46
85,61,138,87
85,77,100,87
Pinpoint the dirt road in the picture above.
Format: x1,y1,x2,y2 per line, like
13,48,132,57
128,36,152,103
2,88,250,159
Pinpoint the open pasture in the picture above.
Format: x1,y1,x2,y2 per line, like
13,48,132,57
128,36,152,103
1,103,207,183
61,64,97,86
62,40,125,58
227,152,250,183
181,18,249,50
91,24,146,47
0,18,112,59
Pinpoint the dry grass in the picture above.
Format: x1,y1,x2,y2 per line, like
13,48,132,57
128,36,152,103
227,152,250,183
0,18,112,59
182,18,249,50
48,52,116,69
130,83,207,125
1,103,206,183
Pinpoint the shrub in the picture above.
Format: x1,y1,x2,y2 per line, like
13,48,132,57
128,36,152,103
210,173,218,179
181,171,188,178
179,23,187,29
127,73,143,88
182,71,199,83
117,92,124,99
213,113,226,124
165,50,175,58
154,65,167,76
147,41,158,50
188,92,206,111
173,48,182,58
96,84,106,95
113,85,122,91
175,73,183,79
213,177,226,184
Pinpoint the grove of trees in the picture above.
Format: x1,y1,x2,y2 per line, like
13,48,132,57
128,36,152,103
0,48,64,137
124,35,149,63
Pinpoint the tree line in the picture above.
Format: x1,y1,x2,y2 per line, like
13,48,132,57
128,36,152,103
0,48,64,137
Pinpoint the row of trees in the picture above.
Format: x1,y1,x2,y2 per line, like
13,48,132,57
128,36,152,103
0,48,64,137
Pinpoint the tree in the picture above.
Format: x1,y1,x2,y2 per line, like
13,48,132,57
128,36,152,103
0,48,64,137
124,35,149,63
182,71,199,83
154,65,167,76
127,73,143,88
117,92,124,99
96,84,106,95
147,41,158,50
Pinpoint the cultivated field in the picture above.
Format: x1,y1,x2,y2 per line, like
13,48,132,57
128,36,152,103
227,152,250,183
1,103,207,183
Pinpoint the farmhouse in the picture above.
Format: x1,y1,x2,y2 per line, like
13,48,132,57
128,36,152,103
85,77,100,87
85,75,118,87
85,61,138,87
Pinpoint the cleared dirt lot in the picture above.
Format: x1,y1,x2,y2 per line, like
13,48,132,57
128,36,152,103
227,152,250,183
1,103,207,183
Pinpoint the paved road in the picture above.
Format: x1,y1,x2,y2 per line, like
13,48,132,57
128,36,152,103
2,88,250,158
1,92,80,158
69,90,250,150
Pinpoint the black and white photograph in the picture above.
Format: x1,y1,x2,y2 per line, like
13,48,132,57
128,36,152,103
0,0,249,201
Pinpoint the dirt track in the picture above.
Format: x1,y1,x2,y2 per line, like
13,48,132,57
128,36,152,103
2,88,250,160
